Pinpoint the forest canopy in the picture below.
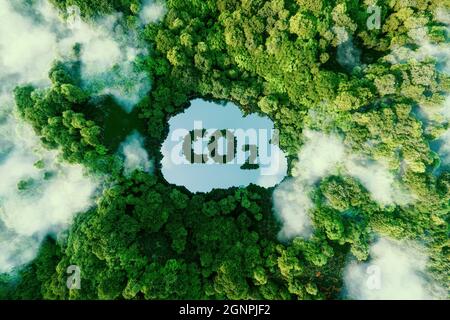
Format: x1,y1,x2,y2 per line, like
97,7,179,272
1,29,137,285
0,0,449,300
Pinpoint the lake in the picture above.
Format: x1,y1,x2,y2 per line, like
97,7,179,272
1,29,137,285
161,99,287,193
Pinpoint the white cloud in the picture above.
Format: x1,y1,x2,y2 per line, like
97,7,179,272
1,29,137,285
273,131,411,240
120,131,153,175
0,0,151,112
437,130,450,164
429,95,450,165
0,0,164,273
438,96,450,120
273,131,345,240
436,7,450,25
0,0,159,272
67,14,151,112
345,159,412,206
273,180,315,240
379,8,450,167
344,237,446,300
0,0,55,88
293,131,346,182
333,27,361,72
0,103,99,273
0,232,40,273
385,8,450,75
417,84,450,166
139,0,166,25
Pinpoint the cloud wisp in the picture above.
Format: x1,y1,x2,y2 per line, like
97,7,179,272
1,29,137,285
120,131,153,176
344,237,446,300
273,131,345,240
273,131,411,240
0,0,163,272
0,0,167,112
0,0,168,271
0,101,99,273
139,0,167,25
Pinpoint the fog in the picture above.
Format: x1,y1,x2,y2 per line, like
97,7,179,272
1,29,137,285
334,27,362,72
345,159,412,206
0,101,99,273
0,0,165,272
120,131,153,176
0,0,166,113
140,0,166,24
273,131,411,240
273,131,345,239
344,237,446,300
384,8,449,79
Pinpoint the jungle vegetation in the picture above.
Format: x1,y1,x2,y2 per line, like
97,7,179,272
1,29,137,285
1,0,449,300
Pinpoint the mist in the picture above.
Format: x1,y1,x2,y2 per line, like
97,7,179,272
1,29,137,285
344,237,446,300
345,159,412,206
434,98,450,168
0,0,165,272
120,131,153,176
0,100,99,273
384,7,450,170
334,27,362,72
385,7,449,74
273,131,412,240
62,5,153,112
0,0,166,113
140,0,167,25
273,131,345,240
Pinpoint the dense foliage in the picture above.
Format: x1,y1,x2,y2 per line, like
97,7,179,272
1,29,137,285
1,0,449,299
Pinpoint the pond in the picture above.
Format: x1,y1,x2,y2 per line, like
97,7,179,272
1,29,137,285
161,99,288,193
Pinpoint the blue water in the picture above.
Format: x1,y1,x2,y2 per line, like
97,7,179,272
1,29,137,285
161,99,288,193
